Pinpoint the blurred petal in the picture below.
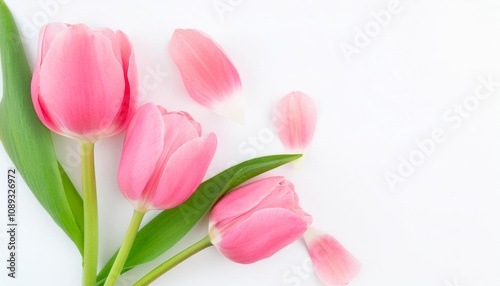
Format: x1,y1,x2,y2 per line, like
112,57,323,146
216,208,309,264
168,29,243,122
150,133,217,209
118,104,164,202
304,228,361,286
272,91,317,151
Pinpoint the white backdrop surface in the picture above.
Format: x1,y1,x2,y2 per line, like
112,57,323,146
1,0,500,285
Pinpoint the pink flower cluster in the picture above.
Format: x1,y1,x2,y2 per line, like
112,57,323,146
31,23,359,286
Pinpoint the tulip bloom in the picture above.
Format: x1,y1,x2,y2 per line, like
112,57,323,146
272,91,317,152
209,176,312,264
304,228,361,286
118,103,217,212
168,29,244,123
31,23,137,142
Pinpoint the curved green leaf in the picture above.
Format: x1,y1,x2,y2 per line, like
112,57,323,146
96,154,301,285
0,0,84,253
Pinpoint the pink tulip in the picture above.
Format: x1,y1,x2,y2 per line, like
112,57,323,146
118,103,217,212
272,91,317,152
31,23,137,142
304,228,361,286
168,29,244,123
209,176,312,264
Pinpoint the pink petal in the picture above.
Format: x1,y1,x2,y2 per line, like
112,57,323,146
215,208,309,264
168,29,244,122
150,133,217,210
272,91,317,151
118,104,164,203
161,113,202,162
38,24,125,141
37,23,69,67
94,28,123,65
209,176,286,229
171,111,202,135
106,31,138,135
304,228,361,286
31,23,69,133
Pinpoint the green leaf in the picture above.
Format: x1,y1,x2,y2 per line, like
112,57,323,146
96,154,301,285
0,0,84,253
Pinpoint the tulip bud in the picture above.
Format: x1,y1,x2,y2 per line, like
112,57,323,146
168,29,244,123
31,23,137,142
118,103,217,212
209,176,312,264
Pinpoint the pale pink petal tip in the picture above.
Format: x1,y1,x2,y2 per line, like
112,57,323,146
304,228,361,286
211,92,245,124
272,91,317,152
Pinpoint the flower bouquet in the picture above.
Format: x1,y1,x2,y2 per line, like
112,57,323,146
0,1,359,285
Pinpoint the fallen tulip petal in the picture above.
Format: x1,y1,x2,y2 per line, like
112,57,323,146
272,91,317,152
304,228,361,286
168,29,244,123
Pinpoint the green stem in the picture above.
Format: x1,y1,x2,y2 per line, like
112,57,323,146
104,209,146,286
81,142,98,286
133,236,213,286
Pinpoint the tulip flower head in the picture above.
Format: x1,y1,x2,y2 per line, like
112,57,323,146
118,103,217,212
168,29,244,123
304,228,361,286
31,23,137,142
209,176,312,264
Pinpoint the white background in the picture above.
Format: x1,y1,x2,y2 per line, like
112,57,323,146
1,0,500,285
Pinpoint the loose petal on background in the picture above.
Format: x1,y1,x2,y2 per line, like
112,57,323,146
304,228,360,286
272,91,317,151
168,29,244,123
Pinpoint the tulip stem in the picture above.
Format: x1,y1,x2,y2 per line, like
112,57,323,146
81,142,98,286
104,209,145,286
133,235,213,286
